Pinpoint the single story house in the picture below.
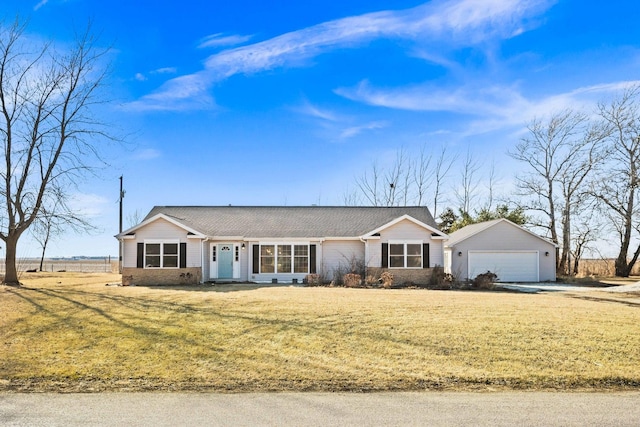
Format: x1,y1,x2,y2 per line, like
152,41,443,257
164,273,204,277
444,218,557,282
115,206,449,286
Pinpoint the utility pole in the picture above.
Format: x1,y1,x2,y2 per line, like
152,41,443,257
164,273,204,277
119,176,124,273
119,176,124,234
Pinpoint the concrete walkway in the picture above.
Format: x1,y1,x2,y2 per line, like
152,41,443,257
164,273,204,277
2,391,640,426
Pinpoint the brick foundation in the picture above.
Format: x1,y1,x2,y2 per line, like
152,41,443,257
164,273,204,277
121,267,201,286
367,268,434,285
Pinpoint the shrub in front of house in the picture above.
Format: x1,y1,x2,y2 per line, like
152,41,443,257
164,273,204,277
304,273,322,286
380,271,394,288
427,266,455,289
343,273,362,288
472,271,498,290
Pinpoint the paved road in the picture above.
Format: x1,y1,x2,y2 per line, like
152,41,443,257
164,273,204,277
2,392,640,426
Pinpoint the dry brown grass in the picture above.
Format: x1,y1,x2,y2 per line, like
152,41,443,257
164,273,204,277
577,259,640,277
1,272,640,392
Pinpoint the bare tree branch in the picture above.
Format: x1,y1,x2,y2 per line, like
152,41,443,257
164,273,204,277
0,19,115,285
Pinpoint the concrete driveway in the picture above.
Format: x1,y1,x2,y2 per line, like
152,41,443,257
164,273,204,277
497,281,640,293
2,392,640,426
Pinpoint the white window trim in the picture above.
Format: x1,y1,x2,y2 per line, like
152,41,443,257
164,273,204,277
388,240,423,269
144,239,180,269
260,242,310,274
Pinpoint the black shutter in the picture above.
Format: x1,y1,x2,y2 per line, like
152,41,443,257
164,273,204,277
180,243,187,268
423,243,429,268
309,244,317,274
382,243,388,268
252,245,260,274
137,243,144,268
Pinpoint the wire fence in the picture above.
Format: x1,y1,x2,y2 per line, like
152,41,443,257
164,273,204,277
0,259,118,274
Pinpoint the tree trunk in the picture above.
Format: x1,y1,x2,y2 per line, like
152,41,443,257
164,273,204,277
39,242,46,272
615,254,630,277
558,208,571,276
3,235,20,286
38,227,50,272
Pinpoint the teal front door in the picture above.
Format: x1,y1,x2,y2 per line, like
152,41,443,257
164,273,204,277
218,244,234,279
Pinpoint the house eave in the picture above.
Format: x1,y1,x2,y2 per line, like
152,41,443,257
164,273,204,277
363,214,447,238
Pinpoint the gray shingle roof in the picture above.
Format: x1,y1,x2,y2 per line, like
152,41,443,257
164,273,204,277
144,206,439,238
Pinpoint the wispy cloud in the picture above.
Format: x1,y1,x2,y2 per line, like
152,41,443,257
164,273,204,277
340,121,388,139
151,67,177,75
33,0,49,11
297,101,343,122
335,79,529,118
296,100,388,140
126,0,554,112
124,72,216,111
69,193,109,218
133,148,161,160
340,78,640,137
133,67,178,83
198,33,253,49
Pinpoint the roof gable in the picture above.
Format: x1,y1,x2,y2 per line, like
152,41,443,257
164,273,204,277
444,218,556,247
130,206,440,239
116,213,206,239
364,214,447,239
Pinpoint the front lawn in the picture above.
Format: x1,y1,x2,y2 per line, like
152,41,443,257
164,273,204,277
1,273,639,392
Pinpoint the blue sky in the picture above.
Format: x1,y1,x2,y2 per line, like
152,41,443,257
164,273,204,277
1,0,639,257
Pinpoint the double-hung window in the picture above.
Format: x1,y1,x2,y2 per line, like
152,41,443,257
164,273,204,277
145,241,179,268
388,241,422,268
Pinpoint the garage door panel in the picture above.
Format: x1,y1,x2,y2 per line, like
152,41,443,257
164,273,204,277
468,251,538,282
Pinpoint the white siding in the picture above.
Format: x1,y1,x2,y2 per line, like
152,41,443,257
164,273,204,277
377,219,444,267
122,217,203,269
122,239,138,268
321,240,364,275
367,241,382,268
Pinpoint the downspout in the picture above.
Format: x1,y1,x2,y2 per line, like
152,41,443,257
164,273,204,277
201,238,209,284
359,236,368,274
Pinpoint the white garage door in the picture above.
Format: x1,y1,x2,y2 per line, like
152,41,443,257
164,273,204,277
468,251,539,282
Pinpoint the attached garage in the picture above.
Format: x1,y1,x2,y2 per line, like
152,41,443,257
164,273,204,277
444,219,556,283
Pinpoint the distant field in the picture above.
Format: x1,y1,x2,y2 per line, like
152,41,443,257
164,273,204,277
577,259,640,276
0,258,117,274
1,272,640,392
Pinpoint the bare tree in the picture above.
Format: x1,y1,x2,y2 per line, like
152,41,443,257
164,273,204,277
484,159,497,211
571,216,600,276
383,148,406,206
509,110,607,275
30,205,61,272
592,86,640,277
342,186,362,206
126,209,144,229
355,161,384,206
431,145,456,218
0,20,112,285
351,144,455,213
454,147,480,216
412,144,433,207
30,195,93,271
